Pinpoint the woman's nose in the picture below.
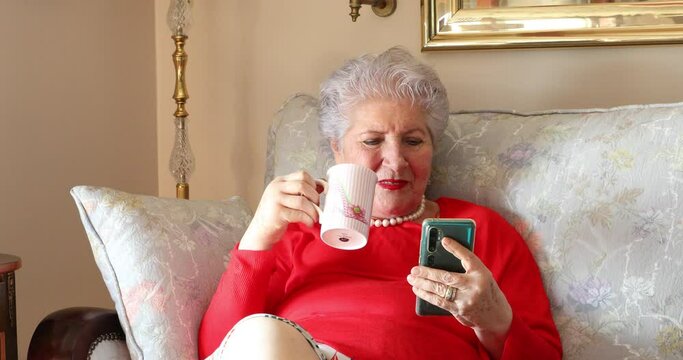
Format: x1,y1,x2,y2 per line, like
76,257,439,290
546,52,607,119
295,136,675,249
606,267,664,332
382,143,408,170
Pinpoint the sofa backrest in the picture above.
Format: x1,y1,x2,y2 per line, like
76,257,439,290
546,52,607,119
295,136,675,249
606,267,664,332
267,94,683,359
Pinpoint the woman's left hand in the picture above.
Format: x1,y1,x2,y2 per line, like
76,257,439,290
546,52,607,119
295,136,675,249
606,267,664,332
407,237,512,342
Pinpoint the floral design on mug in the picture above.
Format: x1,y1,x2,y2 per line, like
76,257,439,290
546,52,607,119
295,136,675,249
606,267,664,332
337,184,369,225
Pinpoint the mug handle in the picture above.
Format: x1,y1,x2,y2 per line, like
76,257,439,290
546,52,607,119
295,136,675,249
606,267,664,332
315,178,328,194
312,178,328,224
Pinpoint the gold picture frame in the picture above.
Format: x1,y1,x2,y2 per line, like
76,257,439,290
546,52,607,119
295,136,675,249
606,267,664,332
422,0,683,50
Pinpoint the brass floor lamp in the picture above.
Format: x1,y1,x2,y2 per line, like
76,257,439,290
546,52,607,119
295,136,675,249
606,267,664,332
167,0,195,199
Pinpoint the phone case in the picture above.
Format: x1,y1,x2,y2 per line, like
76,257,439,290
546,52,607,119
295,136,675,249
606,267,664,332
416,218,476,316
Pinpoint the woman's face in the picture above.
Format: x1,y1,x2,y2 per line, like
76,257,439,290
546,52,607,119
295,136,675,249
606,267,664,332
331,98,433,219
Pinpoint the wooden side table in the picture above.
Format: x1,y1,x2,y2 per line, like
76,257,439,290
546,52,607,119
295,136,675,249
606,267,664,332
0,254,21,360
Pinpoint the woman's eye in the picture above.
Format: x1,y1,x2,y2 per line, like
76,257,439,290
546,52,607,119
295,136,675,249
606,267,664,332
362,139,381,146
405,138,424,146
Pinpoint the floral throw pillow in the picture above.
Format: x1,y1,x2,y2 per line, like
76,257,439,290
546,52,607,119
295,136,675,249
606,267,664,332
71,186,252,360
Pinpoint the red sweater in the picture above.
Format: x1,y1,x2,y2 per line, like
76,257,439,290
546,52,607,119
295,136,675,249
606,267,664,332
199,198,561,359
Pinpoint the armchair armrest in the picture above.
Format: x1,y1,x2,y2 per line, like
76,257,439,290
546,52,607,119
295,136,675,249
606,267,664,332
28,307,126,360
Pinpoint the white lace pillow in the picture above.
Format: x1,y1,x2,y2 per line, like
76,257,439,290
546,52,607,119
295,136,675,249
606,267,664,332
71,186,252,360
89,337,131,360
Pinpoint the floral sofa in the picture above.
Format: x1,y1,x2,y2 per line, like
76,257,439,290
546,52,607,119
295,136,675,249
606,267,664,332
29,94,683,359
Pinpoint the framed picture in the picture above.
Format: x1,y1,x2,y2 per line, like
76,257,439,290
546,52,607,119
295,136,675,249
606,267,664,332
422,0,683,50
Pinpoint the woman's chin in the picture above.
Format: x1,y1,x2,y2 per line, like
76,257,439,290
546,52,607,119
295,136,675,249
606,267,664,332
373,194,421,217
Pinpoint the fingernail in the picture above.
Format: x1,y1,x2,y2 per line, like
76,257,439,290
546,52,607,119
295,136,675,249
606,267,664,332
411,267,419,275
406,274,414,283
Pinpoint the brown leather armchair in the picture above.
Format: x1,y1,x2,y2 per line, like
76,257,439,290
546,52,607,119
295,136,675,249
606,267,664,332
28,307,127,360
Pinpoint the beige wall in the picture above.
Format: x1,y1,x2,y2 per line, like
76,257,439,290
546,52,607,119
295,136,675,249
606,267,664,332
0,0,683,358
156,1,683,210
7,0,679,357
0,2,157,358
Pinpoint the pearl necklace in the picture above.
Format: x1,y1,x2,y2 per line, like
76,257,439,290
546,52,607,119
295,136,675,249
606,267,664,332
371,196,426,227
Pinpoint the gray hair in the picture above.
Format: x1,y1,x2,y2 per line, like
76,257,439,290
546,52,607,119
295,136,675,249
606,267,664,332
319,47,449,146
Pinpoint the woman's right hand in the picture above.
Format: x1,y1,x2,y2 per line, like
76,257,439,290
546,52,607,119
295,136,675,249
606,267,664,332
239,170,322,250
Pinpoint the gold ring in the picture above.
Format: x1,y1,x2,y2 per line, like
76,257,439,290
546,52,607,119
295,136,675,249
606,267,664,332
444,286,457,302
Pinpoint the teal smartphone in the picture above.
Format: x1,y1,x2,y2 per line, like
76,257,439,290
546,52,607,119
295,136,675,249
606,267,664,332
416,218,476,316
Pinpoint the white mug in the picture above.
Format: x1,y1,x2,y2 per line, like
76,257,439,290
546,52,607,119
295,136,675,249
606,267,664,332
314,164,377,250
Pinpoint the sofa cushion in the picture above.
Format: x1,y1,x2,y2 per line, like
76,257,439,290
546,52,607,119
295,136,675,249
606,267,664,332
71,186,252,360
431,104,683,359
268,94,683,359
265,93,336,185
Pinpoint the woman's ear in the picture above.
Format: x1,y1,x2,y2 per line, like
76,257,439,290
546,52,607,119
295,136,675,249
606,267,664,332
330,139,343,162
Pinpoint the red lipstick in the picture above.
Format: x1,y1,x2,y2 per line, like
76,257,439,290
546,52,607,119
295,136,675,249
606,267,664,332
378,179,408,190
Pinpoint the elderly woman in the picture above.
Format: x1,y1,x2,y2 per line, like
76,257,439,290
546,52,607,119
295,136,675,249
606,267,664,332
199,47,561,359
